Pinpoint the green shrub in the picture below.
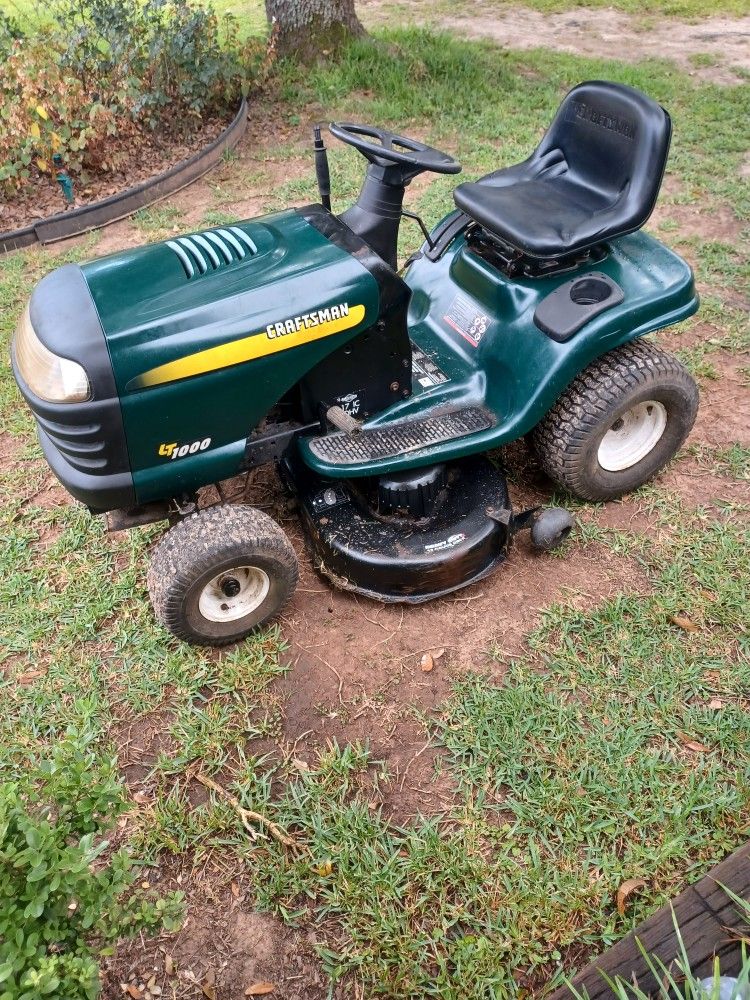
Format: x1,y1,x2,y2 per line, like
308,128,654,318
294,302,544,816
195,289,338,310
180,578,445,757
54,0,243,126
0,731,183,1000
0,34,114,191
0,11,23,53
0,0,245,196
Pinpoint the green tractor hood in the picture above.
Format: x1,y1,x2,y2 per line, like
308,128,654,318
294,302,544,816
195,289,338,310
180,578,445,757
17,209,380,509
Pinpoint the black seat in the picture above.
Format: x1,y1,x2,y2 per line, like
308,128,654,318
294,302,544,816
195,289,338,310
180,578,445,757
453,81,671,260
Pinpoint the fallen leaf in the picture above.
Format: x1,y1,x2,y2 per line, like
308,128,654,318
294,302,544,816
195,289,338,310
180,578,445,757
313,860,333,876
18,669,46,685
616,877,646,915
245,985,275,996
669,614,699,632
164,955,175,976
420,653,434,672
677,732,710,753
231,881,240,898
707,698,725,710
122,987,143,999
432,648,446,660
292,757,310,772
133,790,150,804
202,984,217,1000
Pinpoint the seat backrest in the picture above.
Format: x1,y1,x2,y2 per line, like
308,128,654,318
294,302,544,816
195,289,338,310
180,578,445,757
538,80,671,218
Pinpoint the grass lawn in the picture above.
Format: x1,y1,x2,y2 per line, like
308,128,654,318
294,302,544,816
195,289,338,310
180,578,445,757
1,21,750,1000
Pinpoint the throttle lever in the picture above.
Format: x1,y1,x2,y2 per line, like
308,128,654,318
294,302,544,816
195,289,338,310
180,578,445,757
313,125,332,211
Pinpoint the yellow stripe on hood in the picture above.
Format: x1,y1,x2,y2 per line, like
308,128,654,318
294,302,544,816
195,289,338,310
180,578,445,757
131,304,366,390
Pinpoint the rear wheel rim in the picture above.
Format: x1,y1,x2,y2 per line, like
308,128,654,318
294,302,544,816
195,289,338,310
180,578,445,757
198,565,270,623
597,400,668,472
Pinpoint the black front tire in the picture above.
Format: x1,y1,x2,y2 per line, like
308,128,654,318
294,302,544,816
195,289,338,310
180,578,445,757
531,340,698,501
147,504,298,646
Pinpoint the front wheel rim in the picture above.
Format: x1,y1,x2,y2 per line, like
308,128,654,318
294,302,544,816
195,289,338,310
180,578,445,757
198,565,271,623
597,400,668,472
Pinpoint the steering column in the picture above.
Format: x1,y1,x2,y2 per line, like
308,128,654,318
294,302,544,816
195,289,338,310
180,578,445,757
329,123,461,270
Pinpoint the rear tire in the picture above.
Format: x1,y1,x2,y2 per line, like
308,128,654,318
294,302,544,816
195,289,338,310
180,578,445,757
147,504,298,646
531,340,698,501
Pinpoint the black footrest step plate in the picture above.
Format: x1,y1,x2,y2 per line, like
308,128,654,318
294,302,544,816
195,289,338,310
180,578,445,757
308,406,493,466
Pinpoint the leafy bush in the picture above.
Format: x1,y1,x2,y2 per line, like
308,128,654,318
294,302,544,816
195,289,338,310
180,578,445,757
55,0,242,125
0,36,115,190
0,0,245,196
0,731,183,999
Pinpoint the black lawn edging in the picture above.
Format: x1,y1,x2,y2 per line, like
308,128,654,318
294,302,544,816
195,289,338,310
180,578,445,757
0,99,248,254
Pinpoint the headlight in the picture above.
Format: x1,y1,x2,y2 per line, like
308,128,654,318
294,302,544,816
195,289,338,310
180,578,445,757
13,303,90,403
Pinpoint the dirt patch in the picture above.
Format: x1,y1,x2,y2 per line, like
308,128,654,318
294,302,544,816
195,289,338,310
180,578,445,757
650,201,744,247
691,371,750,450
114,708,180,788
103,875,336,1000
252,448,652,824
658,332,750,451
360,0,750,85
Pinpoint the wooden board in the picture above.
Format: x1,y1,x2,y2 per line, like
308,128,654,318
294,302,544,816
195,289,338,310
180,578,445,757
551,843,750,1000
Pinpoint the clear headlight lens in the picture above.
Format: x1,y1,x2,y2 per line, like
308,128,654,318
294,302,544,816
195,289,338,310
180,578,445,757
13,303,90,403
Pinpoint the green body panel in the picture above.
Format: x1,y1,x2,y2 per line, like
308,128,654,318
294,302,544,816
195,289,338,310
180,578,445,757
79,205,697,503
81,210,380,503
300,225,698,478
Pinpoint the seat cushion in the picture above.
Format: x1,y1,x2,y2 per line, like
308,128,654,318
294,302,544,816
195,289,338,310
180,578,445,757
454,174,613,258
453,80,671,260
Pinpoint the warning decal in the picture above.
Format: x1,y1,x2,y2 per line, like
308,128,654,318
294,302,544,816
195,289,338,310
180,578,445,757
411,344,450,388
443,293,489,348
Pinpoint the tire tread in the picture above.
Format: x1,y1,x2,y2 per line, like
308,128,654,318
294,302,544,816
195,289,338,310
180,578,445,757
531,340,698,501
147,504,298,646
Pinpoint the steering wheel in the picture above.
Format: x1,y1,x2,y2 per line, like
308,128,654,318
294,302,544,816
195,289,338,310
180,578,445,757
329,122,461,176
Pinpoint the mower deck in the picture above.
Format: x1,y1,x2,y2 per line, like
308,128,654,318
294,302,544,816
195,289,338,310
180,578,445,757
285,455,513,602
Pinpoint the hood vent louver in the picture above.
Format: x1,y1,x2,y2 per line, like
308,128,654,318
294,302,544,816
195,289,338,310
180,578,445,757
167,226,258,279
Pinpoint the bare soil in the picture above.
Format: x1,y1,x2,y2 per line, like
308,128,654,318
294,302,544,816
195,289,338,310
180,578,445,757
360,0,750,85
103,853,338,1000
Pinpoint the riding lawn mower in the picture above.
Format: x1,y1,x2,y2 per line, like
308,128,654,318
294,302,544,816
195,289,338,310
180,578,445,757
11,81,700,645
